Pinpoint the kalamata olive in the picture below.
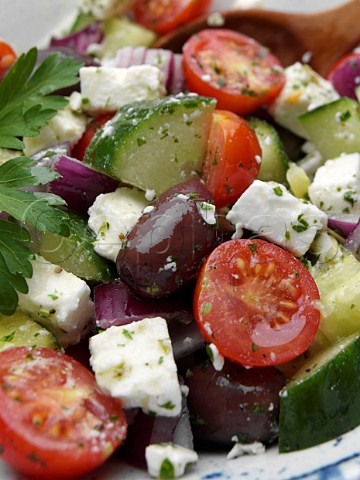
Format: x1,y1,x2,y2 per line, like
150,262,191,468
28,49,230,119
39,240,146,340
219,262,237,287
116,178,218,299
185,359,286,447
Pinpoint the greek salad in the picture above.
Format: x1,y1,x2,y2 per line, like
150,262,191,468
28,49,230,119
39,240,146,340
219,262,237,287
1,0,360,478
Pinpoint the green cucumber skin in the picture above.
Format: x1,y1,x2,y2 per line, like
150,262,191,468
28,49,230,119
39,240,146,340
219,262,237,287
299,97,360,159
247,117,289,183
36,212,116,284
84,95,216,194
278,334,360,452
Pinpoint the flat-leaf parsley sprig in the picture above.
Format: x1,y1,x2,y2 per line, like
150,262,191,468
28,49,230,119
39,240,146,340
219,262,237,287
0,156,70,315
0,47,82,150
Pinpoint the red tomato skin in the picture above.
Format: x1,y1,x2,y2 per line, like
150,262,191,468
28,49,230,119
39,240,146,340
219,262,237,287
71,113,114,160
194,239,321,367
0,41,16,80
0,347,127,479
203,110,262,208
133,0,212,35
182,29,285,116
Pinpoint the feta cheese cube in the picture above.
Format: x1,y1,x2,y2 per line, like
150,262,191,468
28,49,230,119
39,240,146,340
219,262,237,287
23,106,87,156
79,0,135,20
269,62,339,138
308,153,360,221
89,317,182,416
79,65,166,114
88,187,148,262
18,256,94,347
226,180,328,257
145,443,198,479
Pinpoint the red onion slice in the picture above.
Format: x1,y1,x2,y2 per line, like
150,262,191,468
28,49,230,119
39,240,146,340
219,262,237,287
168,53,185,94
345,219,360,259
109,47,175,91
50,22,103,56
48,154,118,213
94,281,204,359
328,216,357,238
143,49,174,90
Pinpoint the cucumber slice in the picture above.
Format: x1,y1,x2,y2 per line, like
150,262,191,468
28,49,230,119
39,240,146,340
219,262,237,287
69,11,95,33
101,17,157,58
0,311,59,352
314,251,360,342
299,97,360,159
247,117,289,184
84,94,216,195
34,211,116,284
279,332,360,452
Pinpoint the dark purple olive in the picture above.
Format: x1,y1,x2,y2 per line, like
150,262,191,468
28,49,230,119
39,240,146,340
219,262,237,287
121,393,193,470
185,359,286,447
116,178,218,299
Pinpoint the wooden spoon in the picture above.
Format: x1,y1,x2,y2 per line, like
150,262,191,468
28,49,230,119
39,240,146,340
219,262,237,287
154,0,360,76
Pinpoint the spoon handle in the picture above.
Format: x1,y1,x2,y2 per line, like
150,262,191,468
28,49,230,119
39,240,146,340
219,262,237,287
284,0,360,75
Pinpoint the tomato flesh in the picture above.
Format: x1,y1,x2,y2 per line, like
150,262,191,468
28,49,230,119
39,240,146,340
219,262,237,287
182,29,285,115
194,239,321,367
71,113,114,161
203,110,262,208
133,0,212,35
0,347,127,479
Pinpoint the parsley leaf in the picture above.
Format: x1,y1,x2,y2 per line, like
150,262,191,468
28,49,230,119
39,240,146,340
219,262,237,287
0,157,70,315
0,47,82,150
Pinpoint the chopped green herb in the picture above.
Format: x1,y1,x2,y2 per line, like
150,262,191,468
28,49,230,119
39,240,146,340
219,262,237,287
273,186,283,196
159,401,176,410
0,331,15,343
159,458,175,479
248,243,258,253
122,329,134,340
201,302,212,314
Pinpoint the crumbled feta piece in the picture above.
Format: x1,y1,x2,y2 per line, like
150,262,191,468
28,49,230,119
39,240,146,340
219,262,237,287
18,256,94,347
145,443,198,479
79,0,135,20
89,317,182,416
207,343,224,371
227,439,265,460
23,106,87,156
79,65,166,114
269,62,339,138
308,153,360,221
145,189,156,201
88,187,147,262
226,180,328,257
197,201,217,225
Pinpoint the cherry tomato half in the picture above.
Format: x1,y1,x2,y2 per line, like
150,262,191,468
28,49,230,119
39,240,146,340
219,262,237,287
0,347,127,479
194,239,321,367
133,0,212,35
0,41,16,80
182,29,285,116
203,110,262,208
71,113,114,160
327,52,360,100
